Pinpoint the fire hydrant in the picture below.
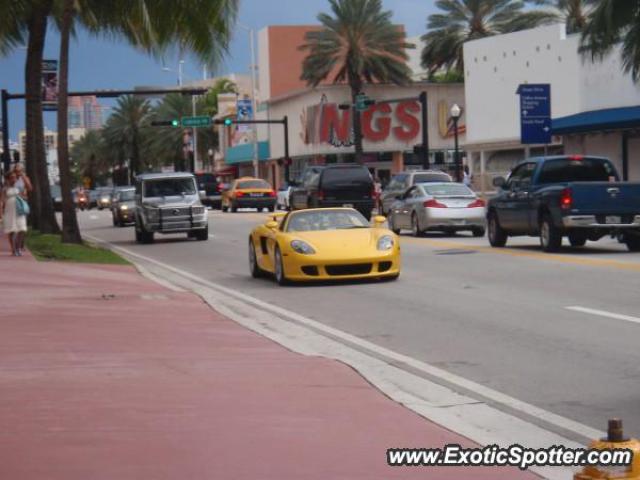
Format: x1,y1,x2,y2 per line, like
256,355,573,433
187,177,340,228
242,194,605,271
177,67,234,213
575,419,640,479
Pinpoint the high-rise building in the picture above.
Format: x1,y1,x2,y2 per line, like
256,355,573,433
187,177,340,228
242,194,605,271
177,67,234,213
68,96,103,130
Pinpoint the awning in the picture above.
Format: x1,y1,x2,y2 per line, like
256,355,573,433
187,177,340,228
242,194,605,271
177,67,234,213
225,141,270,165
552,105,640,135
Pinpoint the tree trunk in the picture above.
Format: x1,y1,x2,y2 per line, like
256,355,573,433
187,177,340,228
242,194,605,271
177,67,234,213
25,0,59,234
349,77,364,164
57,0,82,243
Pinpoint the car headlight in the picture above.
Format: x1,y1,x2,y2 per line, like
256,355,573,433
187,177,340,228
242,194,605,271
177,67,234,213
145,207,159,221
192,206,205,215
120,205,128,211
290,239,315,255
377,235,394,251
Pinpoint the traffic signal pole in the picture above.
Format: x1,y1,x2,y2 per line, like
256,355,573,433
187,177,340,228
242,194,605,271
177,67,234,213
1,89,10,174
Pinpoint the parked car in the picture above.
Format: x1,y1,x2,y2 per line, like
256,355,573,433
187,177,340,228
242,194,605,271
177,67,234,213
277,183,293,210
111,187,136,227
134,172,208,243
381,170,453,215
289,164,375,220
221,177,277,212
487,155,640,252
195,172,223,209
388,182,486,237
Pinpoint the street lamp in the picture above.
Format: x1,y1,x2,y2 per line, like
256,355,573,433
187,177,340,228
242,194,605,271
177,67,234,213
450,103,462,182
237,23,260,178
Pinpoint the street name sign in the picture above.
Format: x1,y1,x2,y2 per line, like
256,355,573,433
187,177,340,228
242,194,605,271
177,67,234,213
517,84,551,144
181,116,211,128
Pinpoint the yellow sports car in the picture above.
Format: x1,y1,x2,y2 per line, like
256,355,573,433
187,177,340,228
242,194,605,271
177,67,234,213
248,208,401,285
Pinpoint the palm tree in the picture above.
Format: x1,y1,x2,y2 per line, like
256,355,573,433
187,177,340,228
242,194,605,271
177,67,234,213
70,130,109,185
421,0,556,75
300,0,414,163
103,96,153,182
147,93,194,171
580,0,640,82
530,0,596,34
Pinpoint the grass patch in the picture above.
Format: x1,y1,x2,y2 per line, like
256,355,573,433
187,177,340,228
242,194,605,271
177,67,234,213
26,231,130,265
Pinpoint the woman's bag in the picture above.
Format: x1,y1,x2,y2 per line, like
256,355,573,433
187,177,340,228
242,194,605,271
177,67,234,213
16,196,30,216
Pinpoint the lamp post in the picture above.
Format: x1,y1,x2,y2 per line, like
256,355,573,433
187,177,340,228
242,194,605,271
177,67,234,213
450,103,461,182
237,23,260,178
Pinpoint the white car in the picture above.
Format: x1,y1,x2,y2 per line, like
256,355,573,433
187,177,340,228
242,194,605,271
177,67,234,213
276,184,293,210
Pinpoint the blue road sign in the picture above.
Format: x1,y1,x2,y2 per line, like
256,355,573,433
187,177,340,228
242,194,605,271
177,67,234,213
517,84,551,144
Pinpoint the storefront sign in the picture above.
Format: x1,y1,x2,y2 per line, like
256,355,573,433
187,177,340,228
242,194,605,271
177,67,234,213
302,96,422,147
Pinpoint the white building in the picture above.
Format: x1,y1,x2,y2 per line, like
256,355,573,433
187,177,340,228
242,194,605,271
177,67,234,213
463,23,640,190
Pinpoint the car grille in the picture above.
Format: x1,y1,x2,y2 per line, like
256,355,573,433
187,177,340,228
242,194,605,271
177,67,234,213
378,261,392,272
161,206,204,216
301,266,319,276
325,264,372,276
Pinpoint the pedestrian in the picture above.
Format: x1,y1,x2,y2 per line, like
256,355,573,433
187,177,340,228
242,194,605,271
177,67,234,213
12,163,32,253
373,176,382,214
463,165,472,189
0,171,29,256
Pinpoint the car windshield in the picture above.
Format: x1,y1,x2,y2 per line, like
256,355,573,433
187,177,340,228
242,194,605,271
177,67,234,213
119,190,135,201
286,209,369,232
237,180,270,189
413,172,451,183
420,183,474,196
538,157,615,183
144,178,196,197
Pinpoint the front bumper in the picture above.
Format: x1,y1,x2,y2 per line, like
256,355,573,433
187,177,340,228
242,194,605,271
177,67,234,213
562,215,640,228
282,249,400,281
116,209,135,223
424,207,486,230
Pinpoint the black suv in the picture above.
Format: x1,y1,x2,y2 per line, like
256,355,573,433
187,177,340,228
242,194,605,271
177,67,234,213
195,173,222,209
290,164,374,219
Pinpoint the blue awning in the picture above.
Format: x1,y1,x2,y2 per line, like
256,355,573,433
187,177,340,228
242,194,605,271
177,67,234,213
225,141,270,165
552,106,640,135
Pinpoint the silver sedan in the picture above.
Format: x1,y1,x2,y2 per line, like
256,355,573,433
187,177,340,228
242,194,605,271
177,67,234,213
387,182,486,237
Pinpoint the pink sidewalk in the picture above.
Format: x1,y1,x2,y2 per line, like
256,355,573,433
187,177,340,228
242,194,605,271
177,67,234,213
0,241,537,479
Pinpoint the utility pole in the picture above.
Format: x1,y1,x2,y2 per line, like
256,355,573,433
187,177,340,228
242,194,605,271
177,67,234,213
1,89,9,174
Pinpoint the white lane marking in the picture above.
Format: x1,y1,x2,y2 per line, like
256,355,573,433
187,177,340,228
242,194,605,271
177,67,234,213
208,234,215,239
566,306,640,325
85,233,603,447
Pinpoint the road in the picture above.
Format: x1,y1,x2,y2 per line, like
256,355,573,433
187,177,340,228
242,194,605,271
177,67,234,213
79,208,640,441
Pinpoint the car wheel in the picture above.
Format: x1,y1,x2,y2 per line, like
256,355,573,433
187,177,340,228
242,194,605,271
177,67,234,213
249,239,265,278
487,211,508,247
268,205,275,212
388,213,400,235
624,234,640,252
274,246,288,286
539,213,562,252
568,232,587,247
195,225,209,241
411,213,422,237
136,220,154,244
112,214,117,227
472,227,485,238
231,202,238,213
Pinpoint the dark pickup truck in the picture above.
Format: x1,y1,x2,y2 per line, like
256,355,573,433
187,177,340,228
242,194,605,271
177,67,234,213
487,155,640,252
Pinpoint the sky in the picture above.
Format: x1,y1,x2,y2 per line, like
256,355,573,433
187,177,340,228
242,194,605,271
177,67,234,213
0,0,436,142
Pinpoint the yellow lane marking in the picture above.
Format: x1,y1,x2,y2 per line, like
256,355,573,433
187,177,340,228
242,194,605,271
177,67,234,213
400,236,640,272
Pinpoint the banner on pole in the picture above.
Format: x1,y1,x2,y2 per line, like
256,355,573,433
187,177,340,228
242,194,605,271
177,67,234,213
42,59,58,111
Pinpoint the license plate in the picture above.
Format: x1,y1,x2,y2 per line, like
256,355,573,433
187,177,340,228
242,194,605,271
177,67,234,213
250,193,263,197
452,219,466,225
606,216,621,224
342,203,354,208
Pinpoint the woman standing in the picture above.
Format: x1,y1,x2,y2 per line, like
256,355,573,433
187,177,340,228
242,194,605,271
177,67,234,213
1,171,28,256
12,163,32,253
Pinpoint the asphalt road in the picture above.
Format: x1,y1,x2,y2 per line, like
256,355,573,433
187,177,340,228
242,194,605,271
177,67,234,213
79,208,640,438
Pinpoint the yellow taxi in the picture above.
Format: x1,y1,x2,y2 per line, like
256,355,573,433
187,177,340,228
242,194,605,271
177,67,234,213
221,177,277,212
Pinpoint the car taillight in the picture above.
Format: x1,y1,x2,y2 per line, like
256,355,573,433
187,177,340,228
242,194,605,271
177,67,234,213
467,199,486,208
217,183,224,191
560,187,572,209
424,199,447,208
318,190,324,201
267,190,276,197
568,155,584,161
235,191,245,198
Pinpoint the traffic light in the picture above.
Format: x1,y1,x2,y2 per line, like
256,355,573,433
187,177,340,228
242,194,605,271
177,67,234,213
151,119,181,127
224,118,233,126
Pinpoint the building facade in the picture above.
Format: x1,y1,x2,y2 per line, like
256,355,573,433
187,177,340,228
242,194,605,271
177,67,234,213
68,96,103,130
463,23,640,190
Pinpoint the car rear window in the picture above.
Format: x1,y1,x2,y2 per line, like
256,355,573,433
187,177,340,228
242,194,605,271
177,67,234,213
321,167,372,185
420,183,474,196
538,157,615,183
237,180,271,189
413,172,451,183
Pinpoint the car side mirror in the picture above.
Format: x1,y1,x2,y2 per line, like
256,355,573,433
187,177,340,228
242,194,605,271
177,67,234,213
198,190,206,200
266,220,278,230
372,215,386,226
492,177,506,188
